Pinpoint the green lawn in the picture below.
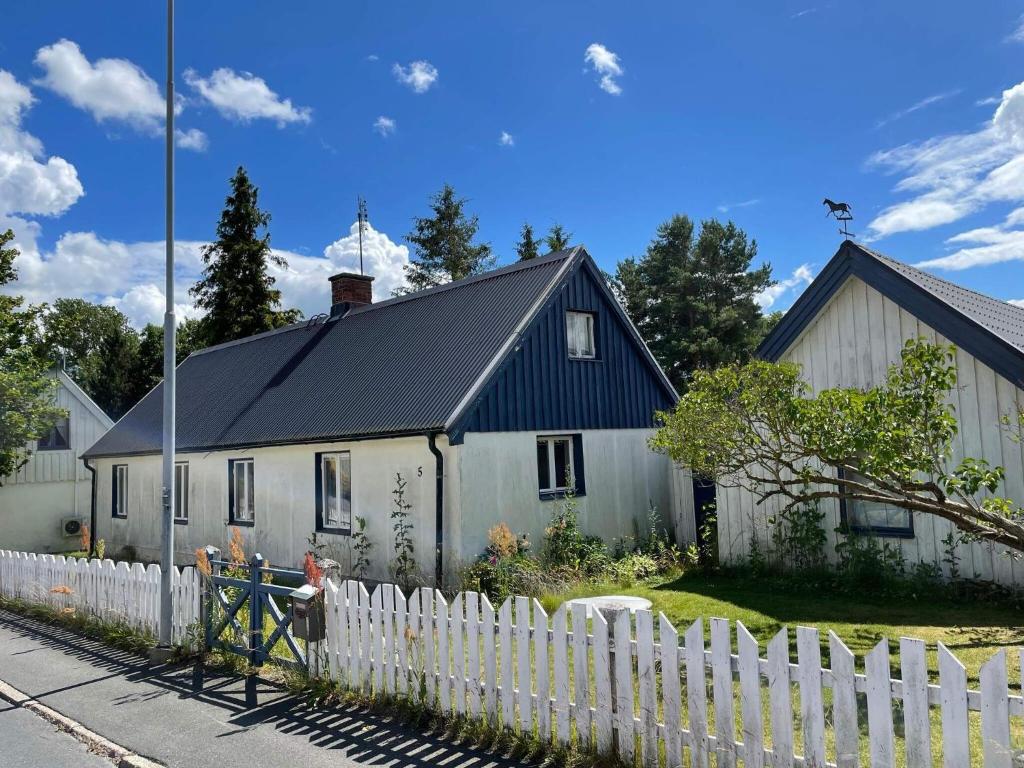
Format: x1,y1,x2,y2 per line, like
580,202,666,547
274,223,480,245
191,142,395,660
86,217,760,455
540,569,1024,685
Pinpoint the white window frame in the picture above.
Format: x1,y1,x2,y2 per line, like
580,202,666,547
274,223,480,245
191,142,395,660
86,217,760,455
319,451,352,533
537,436,575,493
230,459,255,524
113,464,128,518
566,310,596,359
174,462,189,523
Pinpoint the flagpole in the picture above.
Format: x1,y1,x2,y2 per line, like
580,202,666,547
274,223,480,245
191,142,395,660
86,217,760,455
155,0,177,660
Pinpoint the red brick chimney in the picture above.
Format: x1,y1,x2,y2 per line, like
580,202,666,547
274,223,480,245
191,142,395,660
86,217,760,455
329,272,374,316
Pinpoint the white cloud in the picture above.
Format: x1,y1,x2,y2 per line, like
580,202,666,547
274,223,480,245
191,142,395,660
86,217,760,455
791,8,817,18
1007,16,1024,43
756,263,814,310
584,43,624,95
106,283,204,327
392,60,438,93
33,39,167,133
0,70,83,218
1009,298,1024,307
865,80,1024,239
914,207,1024,271
717,198,760,214
366,54,380,62
373,115,396,136
875,90,960,129
174,128,208,151
499,131,514,147
184,68,311,126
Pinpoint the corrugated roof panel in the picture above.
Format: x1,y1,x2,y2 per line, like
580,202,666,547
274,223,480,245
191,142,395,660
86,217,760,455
83,251,573,457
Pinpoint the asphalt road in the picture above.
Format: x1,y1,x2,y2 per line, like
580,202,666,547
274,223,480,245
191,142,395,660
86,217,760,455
0,704,112,768
0,609,523,768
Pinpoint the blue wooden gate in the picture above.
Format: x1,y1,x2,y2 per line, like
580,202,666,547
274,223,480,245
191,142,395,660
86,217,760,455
203,551,307,671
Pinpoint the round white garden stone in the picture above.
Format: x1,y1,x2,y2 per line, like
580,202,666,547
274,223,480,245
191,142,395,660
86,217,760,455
565,594,652,619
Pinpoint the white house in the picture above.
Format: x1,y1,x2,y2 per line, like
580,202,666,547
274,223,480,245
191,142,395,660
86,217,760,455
714,241,1024,586
0,369,113,553
82,248,679,584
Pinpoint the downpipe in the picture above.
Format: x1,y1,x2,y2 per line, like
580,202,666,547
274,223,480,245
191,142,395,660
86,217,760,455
426,432,444,587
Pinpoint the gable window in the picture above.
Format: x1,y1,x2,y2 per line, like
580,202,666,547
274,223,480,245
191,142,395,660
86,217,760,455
838,468,914,538
566,311,596,359
174,462,189,524
38,417,70,451
536,434,586,499
112,464,128,519
228,458,255,525
315,451,352,534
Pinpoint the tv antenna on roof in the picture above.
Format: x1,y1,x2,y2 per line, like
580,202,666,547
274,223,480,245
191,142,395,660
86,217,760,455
823,198,854,239
357,196,368,275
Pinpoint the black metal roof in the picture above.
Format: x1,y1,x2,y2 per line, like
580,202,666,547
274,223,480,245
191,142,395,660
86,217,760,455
759,240,1024,387
83,250,579,458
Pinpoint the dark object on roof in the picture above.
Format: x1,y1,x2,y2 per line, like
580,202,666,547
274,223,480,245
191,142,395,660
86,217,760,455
759,240,1024,387
83,248,675,458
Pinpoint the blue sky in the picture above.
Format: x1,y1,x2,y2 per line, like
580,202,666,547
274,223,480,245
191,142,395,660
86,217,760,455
3,1,1024,326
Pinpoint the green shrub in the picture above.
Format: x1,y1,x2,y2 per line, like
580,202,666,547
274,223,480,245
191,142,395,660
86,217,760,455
541,492,609,575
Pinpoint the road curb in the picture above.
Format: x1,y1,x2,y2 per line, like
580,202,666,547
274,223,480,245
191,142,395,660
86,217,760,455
0,678,164,768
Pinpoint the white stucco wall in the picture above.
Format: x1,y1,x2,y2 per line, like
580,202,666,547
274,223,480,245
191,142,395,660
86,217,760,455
717,276,1024,586
453,429,672,570
92,435,447,583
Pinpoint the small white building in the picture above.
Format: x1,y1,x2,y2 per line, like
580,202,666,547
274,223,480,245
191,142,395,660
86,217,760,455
0,369,113,553
714,241,1024,586
82,249,679,584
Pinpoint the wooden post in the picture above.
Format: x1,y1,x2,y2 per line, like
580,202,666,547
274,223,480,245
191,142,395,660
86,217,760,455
246,553,263,708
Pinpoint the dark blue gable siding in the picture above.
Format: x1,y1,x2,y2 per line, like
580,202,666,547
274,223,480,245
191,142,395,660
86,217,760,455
450,260,675,442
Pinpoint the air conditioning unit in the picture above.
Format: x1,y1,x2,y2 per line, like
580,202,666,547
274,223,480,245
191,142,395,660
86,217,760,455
61,517,86,538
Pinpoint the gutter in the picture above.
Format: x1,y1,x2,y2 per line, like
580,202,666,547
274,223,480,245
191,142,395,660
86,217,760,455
426,432,444,587
83,458,97,557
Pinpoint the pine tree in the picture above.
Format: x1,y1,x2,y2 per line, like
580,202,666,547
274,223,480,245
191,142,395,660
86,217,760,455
190,167,300,346
403,184,494,292
545,223,573,252
616,215,773,390
515,222,541,261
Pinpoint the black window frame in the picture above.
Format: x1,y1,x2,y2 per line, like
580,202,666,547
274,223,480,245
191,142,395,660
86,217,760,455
837,467,915,539
314,450,353,535
37,416,70,451
227,458,255,527
111,464,128,519
173,461,189,525
536,433,586,500
565,309,599,361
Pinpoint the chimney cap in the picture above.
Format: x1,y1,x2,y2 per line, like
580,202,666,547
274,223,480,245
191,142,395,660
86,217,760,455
329,271,374,283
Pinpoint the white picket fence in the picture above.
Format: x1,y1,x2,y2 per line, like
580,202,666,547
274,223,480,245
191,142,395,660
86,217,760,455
320,580,1023,768
0,550,200,644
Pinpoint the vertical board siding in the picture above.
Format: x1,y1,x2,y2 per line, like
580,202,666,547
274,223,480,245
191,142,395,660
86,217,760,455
5,559,1024,768
717,275,1024,587
454,263,674,438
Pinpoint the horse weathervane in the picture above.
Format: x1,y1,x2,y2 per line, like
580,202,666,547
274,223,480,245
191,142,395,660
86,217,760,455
823,198,854,239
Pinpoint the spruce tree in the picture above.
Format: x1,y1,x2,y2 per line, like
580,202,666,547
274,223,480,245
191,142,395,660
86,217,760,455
616,215,773,390
403,184,494,291
515,222,541,261
545,223,573,252
191,167,300,345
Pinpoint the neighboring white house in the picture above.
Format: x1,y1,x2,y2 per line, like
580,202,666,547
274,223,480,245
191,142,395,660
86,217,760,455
714,241,1024,586
82,249,680,584
0,369,113,553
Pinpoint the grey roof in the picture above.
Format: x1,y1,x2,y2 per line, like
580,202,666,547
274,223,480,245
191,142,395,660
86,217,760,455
857,244,1024,354
83,250,578,458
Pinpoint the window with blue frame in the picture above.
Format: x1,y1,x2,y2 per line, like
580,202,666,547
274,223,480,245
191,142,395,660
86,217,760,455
838,467,914,537
536,434,586,499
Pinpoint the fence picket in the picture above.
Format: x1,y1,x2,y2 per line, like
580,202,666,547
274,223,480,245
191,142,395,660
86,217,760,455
938,641,969,768
395,587,408,696
371,586,384,694
865,639,895,768
711,617,737,768
383,584,395,695
436,592,450,714
407,589,421,703
829,631,858,768
980,649,1012,768
659,614,682,768
685,618,708,768
571,602,592,749
325,580,341,683
452,593,466,715
499,598,514,728
347,580,360,689
422,588,435,704
767,628,793,768
736,621,764,768
552,605,570,744
900,637,931,768
481,593,497,726
614,609,636,763
517,596,532,733
636,609,658,767
533,599,550,742
466,591,481,717
358,582,371,695
797,626,826,768
592,608,613,755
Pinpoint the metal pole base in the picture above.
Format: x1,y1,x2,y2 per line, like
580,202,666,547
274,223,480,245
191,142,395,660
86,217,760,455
245,674,258,709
